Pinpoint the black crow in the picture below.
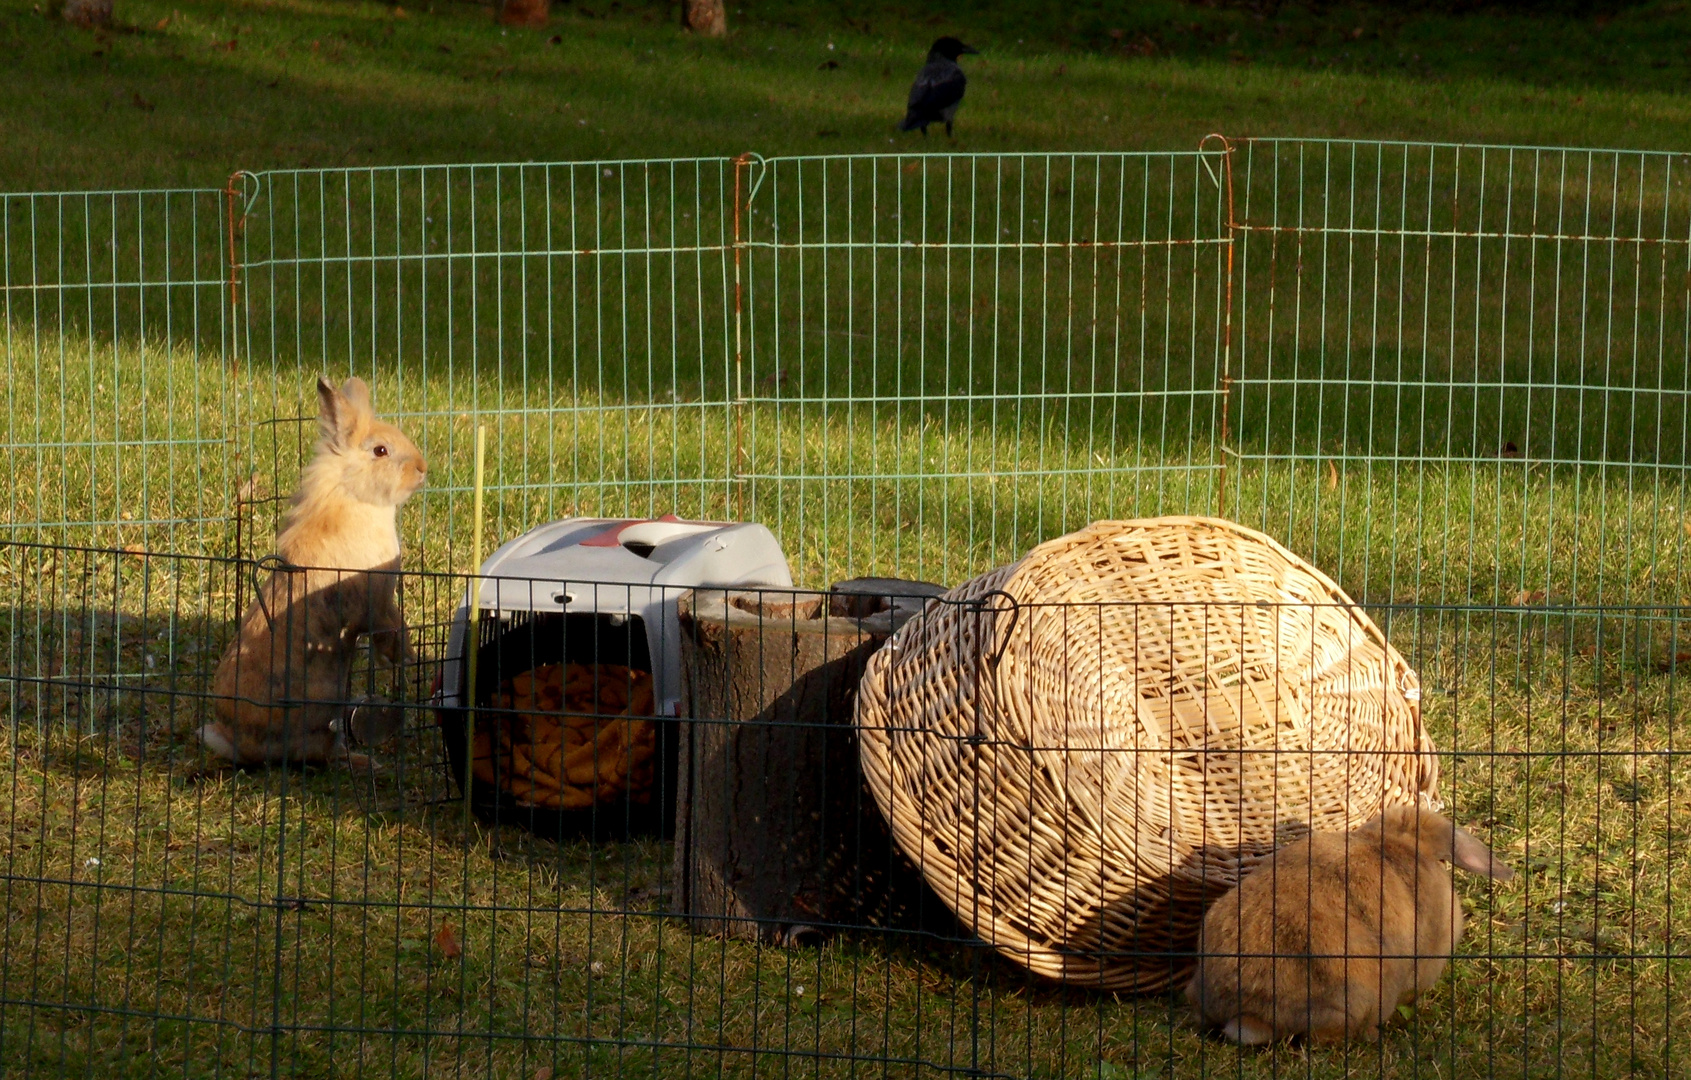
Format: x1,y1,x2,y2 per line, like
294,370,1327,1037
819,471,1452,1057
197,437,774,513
899,37,979,137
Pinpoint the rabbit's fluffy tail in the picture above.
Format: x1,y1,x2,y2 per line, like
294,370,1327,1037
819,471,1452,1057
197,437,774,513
1221,1016,1275,1045
197,723,239,763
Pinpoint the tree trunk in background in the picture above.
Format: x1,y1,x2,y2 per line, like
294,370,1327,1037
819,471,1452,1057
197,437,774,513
62,0,111,28
682,0,726,38
498,0,550,27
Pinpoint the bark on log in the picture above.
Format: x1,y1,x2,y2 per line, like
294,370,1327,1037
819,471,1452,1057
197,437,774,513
675,580,947,944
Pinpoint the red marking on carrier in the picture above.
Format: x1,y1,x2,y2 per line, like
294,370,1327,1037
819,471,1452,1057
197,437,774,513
577,514,687,547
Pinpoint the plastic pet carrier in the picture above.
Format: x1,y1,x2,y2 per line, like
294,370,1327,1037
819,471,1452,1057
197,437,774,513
438,515,794,840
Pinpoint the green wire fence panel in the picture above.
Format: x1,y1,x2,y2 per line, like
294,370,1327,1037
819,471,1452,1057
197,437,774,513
740,152,1230,586
0,187,239,555
222,151,1233,587
233,160,744,574
1226,138,1691,610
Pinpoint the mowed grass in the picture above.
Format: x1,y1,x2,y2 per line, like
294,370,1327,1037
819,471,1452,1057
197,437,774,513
3,0,1691,194
4,1,1691,1078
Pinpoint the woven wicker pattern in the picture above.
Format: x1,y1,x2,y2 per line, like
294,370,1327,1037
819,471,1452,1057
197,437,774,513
855,517,1439,991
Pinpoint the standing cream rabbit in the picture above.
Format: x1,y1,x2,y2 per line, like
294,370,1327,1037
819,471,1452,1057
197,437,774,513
1186,804,1514,1045
202,376,426,767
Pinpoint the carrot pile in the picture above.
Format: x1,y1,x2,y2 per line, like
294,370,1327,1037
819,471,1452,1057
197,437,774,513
471,662,658,810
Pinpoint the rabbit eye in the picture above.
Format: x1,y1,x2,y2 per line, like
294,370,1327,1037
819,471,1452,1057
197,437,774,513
373,444,389,458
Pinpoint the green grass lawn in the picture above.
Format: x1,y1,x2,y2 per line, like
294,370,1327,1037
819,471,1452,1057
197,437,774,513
3,2,1690,1078
3,0,1691,193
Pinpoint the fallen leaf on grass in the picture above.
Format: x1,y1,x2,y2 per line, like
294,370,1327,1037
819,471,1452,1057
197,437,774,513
1655,651,1691,673
533,1067,554,1080
1511,589,1548,606
1325,459,1339,491
434,919,462,959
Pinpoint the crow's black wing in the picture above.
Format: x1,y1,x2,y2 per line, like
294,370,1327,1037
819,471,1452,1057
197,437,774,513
906,57,966,116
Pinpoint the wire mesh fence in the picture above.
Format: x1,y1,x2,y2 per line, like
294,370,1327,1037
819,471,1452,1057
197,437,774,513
1226,139,1691,610
1,140,1688,1078
0,545,1682,1078
0,186,238,554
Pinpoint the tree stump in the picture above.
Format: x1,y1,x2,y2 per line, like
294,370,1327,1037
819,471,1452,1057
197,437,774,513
675,579,948,944
498,0,550,27
681,0,726,38
62,0,112,28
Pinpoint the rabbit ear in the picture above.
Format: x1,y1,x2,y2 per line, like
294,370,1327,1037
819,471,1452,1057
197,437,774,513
339,377,374,415
1449,825,1515,881
316,376,361,446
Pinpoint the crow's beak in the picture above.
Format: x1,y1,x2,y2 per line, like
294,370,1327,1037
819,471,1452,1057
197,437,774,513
961,44,980,55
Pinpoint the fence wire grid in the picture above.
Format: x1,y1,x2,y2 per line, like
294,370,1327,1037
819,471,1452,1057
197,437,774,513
0,139,1688,1078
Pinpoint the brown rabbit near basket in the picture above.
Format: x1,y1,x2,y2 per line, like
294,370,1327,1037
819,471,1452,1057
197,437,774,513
1186,805,1514,1045
201,376,427,767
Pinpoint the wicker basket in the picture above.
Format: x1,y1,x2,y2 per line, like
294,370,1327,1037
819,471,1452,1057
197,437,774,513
854,517,1439,991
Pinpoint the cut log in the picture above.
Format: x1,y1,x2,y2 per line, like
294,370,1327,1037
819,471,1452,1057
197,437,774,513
675,580,947,944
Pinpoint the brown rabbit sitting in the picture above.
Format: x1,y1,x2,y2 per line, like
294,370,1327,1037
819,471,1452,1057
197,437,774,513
202,376,427,767
1187,805,1514,1045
